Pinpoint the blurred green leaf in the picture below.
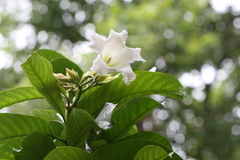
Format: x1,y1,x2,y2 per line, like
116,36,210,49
21,52,66,120
78,70,183,116
44,146,102,160
102,97,159,143
0,87,43,110
0,114,55,160
93,139,170,160
35,49,65,62
51,57,84,77
134,145,168,160
14,132,56,160
66,108,98,146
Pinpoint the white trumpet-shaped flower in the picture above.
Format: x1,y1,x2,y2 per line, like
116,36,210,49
90,29,146,85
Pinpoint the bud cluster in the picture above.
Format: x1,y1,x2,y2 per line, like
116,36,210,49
54,68,119,93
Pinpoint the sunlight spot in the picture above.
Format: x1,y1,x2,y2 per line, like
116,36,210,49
184,11,194,22
231,125,240,135
163,29,174,39
201,63,216,85
210,0,240,13
0,51,14,69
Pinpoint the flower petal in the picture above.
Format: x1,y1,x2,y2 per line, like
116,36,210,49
100,30,127,61
109,47,145,69
109,29,128,45
117,65,136,85
89,33,107,54
90,55,116,76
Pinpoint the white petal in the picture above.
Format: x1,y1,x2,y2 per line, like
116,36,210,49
89,33,107,54
109,47,145,69
100,30,127,60
101,30,145,69
117,65,136,85
90,55,116,76
109,29,128,44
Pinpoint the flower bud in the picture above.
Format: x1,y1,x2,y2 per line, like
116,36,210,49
66,68,80,82
96,74,119,84
54,73,70,83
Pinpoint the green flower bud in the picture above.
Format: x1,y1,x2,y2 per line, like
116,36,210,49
66,68,80,82
54,73,70,83
96,74,119,84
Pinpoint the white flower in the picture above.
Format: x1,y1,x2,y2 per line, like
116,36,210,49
90,29,146,85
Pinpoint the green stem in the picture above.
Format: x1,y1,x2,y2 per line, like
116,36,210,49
48,135,68,145
66,89,82,119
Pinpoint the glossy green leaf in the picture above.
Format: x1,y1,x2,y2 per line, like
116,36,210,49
35,49,65,62
44,146,101,160
124,131,172,153
66,108,98,146
14,132,56,160
93,139,169,160
102,97,159,143
119,125,138,140
0,87,43,109
51,57,83,77
21,52,66,120
134,145,168,160
0,114,55,160
78,71,183,116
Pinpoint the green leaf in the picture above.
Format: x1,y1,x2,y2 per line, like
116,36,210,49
102,97,159,143
49,121,65,137
44,146,102,160
51,57,83,77
0,114,55,160
134,145,168,160
123,131,173,153
35,49,65,62
14,132,56,160
29,109,63,123
93,139,169,160
21,52,66,120
29,109,64,137
0,87,43,109
54,129,66,147
119,125,138,140
78,71,183,116
90,140,108,152
66,108,98,146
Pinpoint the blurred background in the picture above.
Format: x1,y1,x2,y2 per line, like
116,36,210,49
0,0,240,159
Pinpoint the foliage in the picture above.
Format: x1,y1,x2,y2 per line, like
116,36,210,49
1,0,240,159
0,49,184,159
